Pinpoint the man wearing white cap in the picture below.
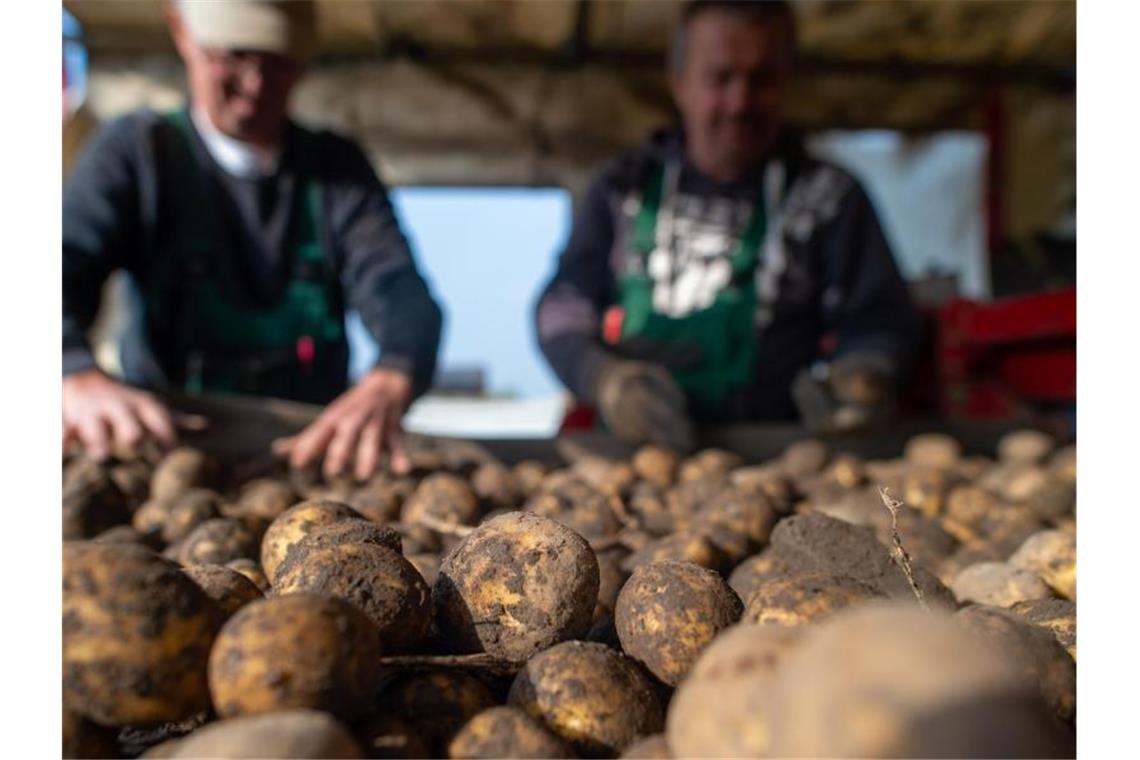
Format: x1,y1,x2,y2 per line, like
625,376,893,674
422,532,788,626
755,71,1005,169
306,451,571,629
63,1,443,478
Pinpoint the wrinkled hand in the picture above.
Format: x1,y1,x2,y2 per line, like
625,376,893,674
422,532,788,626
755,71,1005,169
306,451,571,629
272,367,413,480
595,360,695,453
63,369,205,461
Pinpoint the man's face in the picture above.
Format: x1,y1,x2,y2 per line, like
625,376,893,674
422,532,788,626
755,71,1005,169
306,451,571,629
671,12,793,179
171,12,302,146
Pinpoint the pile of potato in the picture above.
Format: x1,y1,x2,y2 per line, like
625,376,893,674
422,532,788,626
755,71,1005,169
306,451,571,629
62,427,1076,758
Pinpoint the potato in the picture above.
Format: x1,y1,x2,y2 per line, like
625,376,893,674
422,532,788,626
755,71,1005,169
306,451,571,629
678,448,742,483
527,479,620,540
151,447,218,501
626,482,675,536
449,706,574,759
512,460,551,497
92,525,149,547
233,478,298,522
1049,444,1076,484
621,531,730,575
208,594,382,720
63,542,220,725
950,561,1053,608
779,439,829,479
132,497,175,544
900,466,955,518
109,460,153,510
663,474,730,531
274,543,431,652
260,500,363,583
225,558,270,593
935,542,1004,586
168,709,362,758
942,485,1001,543
620,734,669,759
955,604,1077,723
727,543,803,600
767,603,1072,758
903,432,961,469
281,518,403,567
470,461,522,511
508,640,664,757
594,547,630,620
998,429,1055,465
160,489,224,545
403,472,481,527
825,452,865,488
975,502,1048,557
615,560,742,685
63,706,120,759
379,671,498,755
665,623,800,759
632,445,680,490
1011,598,1076,660
178,517,258,566
769,512,957,609
434,512,599,661
63,460,131,540
182,564,263,619
1009,530,1076,600
574,456,636,498
686,489,778,564
345,482,404,524
744,572,885,627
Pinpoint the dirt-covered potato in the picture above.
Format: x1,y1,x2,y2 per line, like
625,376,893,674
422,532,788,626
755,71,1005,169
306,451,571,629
955,604,1077,724
678,448,742,484
403,472,481,527
1008,529,1076,600
226,558,270,593
167,709,362,758
594,547,630,620
975,502,1049,557
435,512,599,661
626,482,675,536
470,461,522,511
260,500,363,583
665,623,800,759
769,512,957,609
730,465,794,514
92,525,149,547
512,460,551,497
274,543,431,652
615,560,742,686
574,457,636,498
233,479,298,522
63,542,220,725
208,594,382,721
448,706,574,759
685,488,778,565
903,432,962,469
161,489,224,545
942,485,1002,543
936,543,1004,587
779,439,829,479
63,460,131,541
280,518,403,568
178,517,259,566
621,531,730,575
744,572,885,627
527,479,620,540
767,604,1072,758
727,543,802,600
109,459,153,510
63,706,121,759
378,671,498,755
344,481,405,524
950,561,1053,608
632,445,680,490
1011,598,1076,660
1049,444,1076,484
182,564,263,619
508,640,665,758
151,447,218,501
900,466,955,518
998,429,1056,465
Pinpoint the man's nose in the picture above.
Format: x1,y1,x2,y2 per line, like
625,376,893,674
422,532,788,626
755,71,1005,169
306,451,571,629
724,76,754,114
235,64,266,96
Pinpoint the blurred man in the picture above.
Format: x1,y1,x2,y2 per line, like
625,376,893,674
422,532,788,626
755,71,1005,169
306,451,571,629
63,0,442,477
535,0,919,450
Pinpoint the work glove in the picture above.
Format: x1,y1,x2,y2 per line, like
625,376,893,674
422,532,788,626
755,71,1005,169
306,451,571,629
792,352,896,435
594,359,695,453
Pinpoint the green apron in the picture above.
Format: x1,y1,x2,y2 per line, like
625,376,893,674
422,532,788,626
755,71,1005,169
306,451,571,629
145,109,348,404
614,162,773,419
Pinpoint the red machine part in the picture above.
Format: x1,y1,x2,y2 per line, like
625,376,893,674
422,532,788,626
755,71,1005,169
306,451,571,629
935,288,1075,419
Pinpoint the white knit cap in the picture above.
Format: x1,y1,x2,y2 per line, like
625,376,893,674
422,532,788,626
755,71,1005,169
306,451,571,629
177,1,317,61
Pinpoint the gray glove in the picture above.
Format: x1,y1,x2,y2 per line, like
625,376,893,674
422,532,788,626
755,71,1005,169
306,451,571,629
792,353,896,435
595,359,695,453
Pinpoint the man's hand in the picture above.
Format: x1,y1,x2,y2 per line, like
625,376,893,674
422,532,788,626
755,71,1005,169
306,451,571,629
272,367,414,480
595,359,695,453
63,369,182,461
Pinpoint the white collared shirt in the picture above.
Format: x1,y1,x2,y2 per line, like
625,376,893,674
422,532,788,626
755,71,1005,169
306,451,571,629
191,106,281,179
